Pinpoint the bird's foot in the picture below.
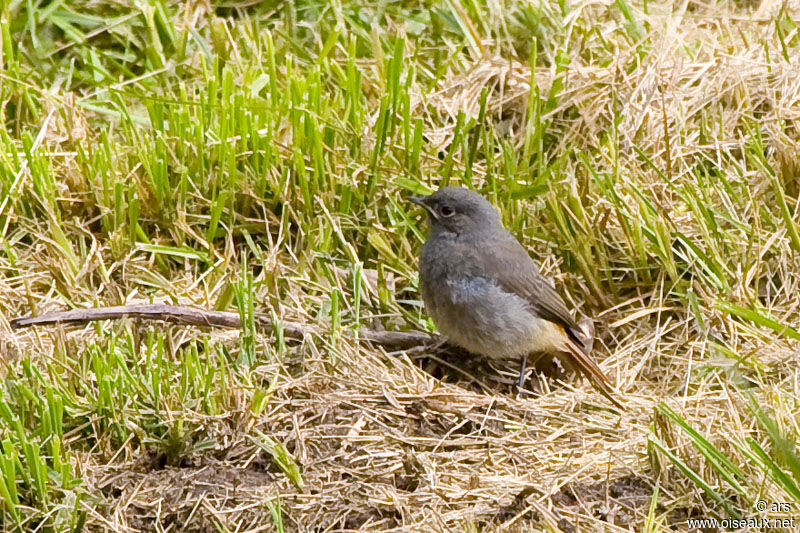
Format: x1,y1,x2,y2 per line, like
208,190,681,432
515,355,534,399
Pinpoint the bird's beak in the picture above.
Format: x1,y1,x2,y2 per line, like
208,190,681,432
409,195,438,220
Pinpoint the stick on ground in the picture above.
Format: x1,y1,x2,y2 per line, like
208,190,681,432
10,304,436,350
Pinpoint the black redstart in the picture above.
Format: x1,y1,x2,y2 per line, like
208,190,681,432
411,187,620,408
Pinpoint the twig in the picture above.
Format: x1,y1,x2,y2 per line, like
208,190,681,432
10,304,437,350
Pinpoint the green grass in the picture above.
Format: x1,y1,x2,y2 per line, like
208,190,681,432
1,0,800,531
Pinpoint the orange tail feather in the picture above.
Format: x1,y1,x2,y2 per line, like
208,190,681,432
562,338,623,410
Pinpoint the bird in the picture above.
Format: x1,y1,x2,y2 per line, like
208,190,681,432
410,186,621,408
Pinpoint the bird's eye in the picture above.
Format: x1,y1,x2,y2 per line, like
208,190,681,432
439,205,455,217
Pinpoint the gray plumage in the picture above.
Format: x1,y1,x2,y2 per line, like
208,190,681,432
411,187,619,407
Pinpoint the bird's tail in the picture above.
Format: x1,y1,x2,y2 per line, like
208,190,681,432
561,337,623,410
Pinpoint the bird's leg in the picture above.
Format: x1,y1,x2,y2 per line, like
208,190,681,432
516,355,528,391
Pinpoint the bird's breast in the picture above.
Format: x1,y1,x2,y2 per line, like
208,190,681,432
420,270,561,359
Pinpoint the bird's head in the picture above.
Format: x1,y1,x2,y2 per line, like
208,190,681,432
410,187,501,236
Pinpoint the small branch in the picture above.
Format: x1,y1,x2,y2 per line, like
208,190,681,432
11,305,242,329
356,328,435,350
10,304,437,350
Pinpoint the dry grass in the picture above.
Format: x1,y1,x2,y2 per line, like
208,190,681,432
1,0,800,531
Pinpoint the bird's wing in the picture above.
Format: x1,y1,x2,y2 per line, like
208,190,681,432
478,233,582,338
474,232,621,409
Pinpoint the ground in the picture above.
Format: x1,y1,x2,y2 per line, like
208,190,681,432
1,0,800,531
